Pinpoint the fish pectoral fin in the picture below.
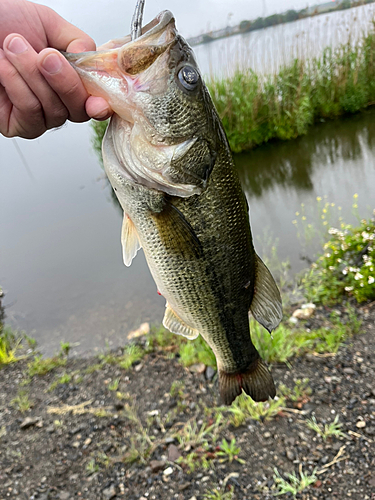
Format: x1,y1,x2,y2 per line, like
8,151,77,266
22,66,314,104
163,303,200,340
151,202,203,260
249,254,283,332
121,213,142,267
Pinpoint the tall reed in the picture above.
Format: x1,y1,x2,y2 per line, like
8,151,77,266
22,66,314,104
208,25,375,153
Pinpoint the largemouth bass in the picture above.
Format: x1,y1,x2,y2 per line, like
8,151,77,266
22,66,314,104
65,9,282,405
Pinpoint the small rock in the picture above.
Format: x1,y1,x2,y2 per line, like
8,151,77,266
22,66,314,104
264,432,271,439
343,367,355,375
292,307,314,319
163,466,174,476
127,322,150,339
205,366,215,381
150,460,166,473
102,484,117,499
20,417,40,429
46,425,55,433
59,492,70,500
189,363,206,374
356,420,366,429
148,409,159,416
168,444,181,462
286,449,295,461
301,303,316,310
288,316,299,325
84,438,92,446
72,441,80,448
365,426,375,436
134,363,143,372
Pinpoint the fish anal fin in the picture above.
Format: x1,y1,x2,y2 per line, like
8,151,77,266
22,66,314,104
151,202,203,260
219,358,276,405
121,213,141,267
250,254,283,333
163,303,199,340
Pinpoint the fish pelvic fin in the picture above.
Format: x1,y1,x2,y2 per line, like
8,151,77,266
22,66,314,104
250,254,283,333
163,303,200,340
219,358,276,405
121,213,142,266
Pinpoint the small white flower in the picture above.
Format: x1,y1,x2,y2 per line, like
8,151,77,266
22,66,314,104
354,273,363,280
368,276,375,284
342,269,348,275
345,286,354,292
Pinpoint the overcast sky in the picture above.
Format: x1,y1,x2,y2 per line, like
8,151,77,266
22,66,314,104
38,0,322,43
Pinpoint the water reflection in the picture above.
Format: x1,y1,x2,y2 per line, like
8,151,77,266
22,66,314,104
235,109,375,199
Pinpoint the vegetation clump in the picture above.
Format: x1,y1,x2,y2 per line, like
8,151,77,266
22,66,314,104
208,27,375,153
302,213,375,304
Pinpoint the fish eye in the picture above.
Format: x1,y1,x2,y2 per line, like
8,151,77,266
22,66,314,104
178,65,200,91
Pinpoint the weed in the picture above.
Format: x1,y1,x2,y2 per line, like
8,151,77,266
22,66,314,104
227,393,285,427
59,341,71,357
28,354,66,377
0,326,23,365
108,378,120,391
119,344,144,370
170,380,185,399
279,378,312,403
216,438,245,464
273,466,317,497
251,319,312,365
179,336,216,368
85,363,103,374
86,459,99,476
306,415,345,441
203,488,234,500
176,414,223,449
48,373,73,392
11,390,33,413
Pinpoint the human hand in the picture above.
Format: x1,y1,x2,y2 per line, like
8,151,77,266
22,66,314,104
0,0,112,139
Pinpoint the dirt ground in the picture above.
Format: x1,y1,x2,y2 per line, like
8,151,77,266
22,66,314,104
0,305,374,500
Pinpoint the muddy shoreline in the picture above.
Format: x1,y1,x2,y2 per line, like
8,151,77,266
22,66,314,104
0,304,374,500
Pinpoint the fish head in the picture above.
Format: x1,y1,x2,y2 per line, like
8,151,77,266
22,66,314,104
64,11,221,197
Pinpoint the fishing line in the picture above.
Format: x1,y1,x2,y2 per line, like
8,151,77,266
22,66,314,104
12,139,35,182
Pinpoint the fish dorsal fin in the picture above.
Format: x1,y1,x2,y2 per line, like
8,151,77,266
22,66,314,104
163,303,200,340
250,254,283,332
121,213,142,267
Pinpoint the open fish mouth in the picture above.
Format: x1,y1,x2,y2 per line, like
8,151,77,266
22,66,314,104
63,10,177,116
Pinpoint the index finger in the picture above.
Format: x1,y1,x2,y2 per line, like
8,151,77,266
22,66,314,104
37,4,96,53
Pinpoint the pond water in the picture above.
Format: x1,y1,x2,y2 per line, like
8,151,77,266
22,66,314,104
1,9,375,356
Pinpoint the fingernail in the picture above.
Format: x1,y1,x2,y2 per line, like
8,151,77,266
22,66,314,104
8,36,28,54
42,53,63,74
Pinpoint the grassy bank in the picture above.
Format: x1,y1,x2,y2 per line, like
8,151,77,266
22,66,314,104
208,26,375,152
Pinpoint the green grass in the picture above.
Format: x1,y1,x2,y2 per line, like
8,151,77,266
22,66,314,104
208,27,375,153
306,415,346,441
225,392,285,427
10,389,33,413
273,467,318,497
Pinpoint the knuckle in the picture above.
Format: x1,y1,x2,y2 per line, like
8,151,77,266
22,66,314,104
47,106,69,129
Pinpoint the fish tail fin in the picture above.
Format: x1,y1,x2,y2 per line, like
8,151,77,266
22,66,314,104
218,358,276,405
